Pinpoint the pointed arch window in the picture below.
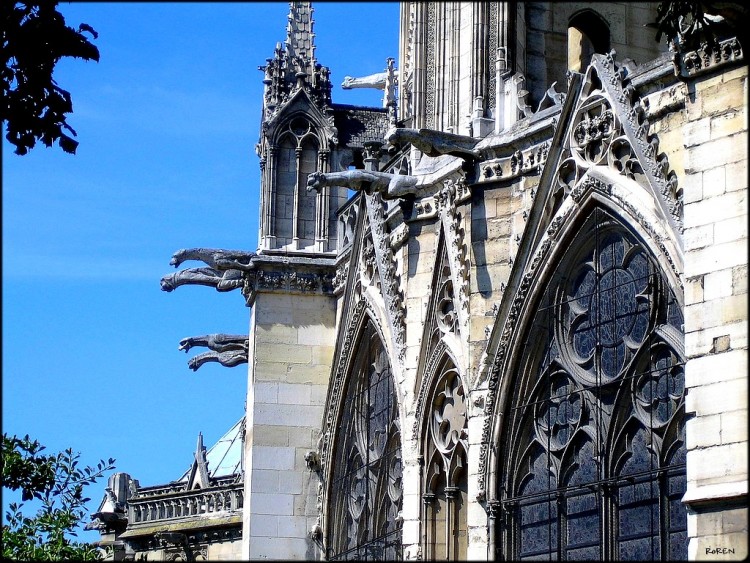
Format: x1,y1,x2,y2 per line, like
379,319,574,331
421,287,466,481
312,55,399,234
327,321,403,561
422,359,468,560
272,116,321,250
568,10,610,72
496,208,686,560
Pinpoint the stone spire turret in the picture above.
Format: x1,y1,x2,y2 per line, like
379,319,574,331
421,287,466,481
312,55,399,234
285,2,316,81
259,1,331,118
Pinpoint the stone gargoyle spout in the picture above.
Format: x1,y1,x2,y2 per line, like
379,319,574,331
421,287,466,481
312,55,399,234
307,170,418,199
169,248,258,271
161,248,258,293
160,267,243,292
178,334,248,354
188,349,248,371
384,126,481,160
177,333,249,371
341,69,399,90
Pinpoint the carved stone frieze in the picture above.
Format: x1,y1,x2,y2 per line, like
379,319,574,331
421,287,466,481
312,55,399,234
478,141,551,183
389,222,410,250
410,196,438,221
570,175,611,204
332,261,349,295
425,2,436,129
675,36,744,78
640,83,688,120
241,268,334,307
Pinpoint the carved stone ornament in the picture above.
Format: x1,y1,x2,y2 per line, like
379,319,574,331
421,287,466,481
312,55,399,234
436,176,470,332
177,334,249,372
478,141,551,183
241,268,334,307
675,36,743,78
591,51,683,231
160,247,258,294
307,169,418,199
363,192,406,365
384,126,481,160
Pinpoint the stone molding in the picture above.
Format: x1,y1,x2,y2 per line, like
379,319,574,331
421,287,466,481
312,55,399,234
675,36,744,79
593,51,683,232
477,140,552,183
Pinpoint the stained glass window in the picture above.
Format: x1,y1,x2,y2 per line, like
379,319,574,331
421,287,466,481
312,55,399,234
496,209,686,560
422,361,468,560
328,322,402,561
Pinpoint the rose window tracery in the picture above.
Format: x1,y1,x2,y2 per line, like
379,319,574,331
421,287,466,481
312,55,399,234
564,233,651,382
436,267,457,335
431,373,467,454
633,346,685,428
496,211,686,561
534,371,583,451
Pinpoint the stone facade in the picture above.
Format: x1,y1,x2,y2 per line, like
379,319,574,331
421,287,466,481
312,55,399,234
92,2,747,560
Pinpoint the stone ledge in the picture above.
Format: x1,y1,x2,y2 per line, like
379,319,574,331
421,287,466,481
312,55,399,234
119,514,242,539
683,480,749,508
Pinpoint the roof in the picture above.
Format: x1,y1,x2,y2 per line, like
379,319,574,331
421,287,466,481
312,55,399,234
332,104,390,149
179,417,244,482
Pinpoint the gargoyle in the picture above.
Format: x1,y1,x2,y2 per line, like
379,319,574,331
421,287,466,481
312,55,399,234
384,127,481,160
307,170,418,199
178,333,249,371
341,68,400,90
160,267,243,292
179,334,248,353
170,248,258,271
161,248,259,293
188,349,248,371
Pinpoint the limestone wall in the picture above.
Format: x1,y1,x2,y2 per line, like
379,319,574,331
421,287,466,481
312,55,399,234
243,292,337,560
681,64,748,560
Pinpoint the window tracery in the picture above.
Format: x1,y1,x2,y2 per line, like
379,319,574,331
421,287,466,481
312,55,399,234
496,209,686,560
422,361,468,560
272,116,322,250
327,322,402,561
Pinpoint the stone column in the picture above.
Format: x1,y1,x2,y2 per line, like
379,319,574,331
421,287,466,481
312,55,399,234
242,290,337,559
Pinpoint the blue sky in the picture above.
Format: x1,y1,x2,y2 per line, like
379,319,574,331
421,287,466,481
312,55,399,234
2,1,398,541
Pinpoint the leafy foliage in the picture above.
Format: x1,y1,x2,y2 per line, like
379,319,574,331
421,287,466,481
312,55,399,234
2,433,115,561
2,1,99,155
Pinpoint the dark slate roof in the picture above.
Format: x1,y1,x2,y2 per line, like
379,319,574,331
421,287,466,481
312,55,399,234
331,103,389,149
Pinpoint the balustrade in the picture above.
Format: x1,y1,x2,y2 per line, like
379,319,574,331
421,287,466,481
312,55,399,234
127,484,244,524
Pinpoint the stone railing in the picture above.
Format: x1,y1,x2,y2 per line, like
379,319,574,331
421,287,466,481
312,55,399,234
127,483,244,524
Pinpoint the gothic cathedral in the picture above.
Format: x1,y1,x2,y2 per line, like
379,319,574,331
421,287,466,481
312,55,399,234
89,2,748,560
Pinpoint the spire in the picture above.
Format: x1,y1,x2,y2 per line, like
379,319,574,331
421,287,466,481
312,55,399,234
285,2,316,78
258,1,331,117
188,431,210,489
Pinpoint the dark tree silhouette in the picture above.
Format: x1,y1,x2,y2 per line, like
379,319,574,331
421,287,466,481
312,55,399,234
2,1,99,155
